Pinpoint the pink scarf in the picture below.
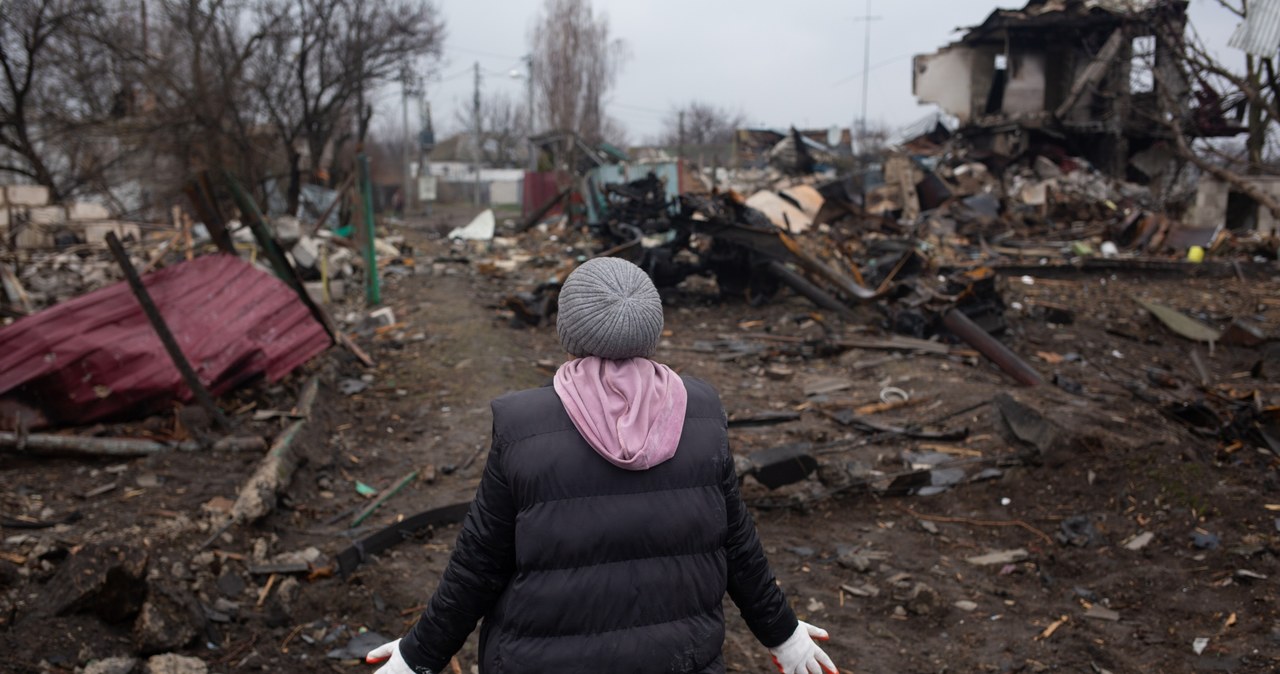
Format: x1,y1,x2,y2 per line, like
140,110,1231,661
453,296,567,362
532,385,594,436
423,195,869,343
552,357,688,470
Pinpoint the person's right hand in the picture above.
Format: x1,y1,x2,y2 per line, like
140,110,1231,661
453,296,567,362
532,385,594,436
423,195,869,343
365,638,425,674
768,621,838,674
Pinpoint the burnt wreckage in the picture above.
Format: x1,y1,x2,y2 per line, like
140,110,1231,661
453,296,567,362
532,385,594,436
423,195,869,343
912,0,1242,182
590,174,882,311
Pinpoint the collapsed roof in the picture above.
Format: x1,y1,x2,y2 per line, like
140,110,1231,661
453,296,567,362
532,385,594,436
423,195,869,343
912,0,1242,180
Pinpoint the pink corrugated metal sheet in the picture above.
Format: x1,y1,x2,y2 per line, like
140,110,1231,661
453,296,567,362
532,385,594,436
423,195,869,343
0,254,331,426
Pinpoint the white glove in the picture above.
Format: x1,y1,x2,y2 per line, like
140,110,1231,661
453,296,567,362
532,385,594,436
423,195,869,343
769,621,838,674
365,639,425,674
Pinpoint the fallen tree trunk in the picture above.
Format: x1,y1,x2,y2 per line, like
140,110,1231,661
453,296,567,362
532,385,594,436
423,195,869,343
228,375,321,525
0,432,266,457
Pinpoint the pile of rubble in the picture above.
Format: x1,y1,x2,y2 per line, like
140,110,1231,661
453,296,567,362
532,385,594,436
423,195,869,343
0,169,418,442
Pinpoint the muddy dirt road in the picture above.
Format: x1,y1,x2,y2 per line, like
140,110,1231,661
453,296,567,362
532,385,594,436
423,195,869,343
2,208,1278,673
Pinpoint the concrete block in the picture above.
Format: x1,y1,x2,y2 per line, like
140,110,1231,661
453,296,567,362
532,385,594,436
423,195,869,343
291,236,320,269
67,201,111,221
303,279,346,304
4,185,50,207
28,206,66,226
304,281,325,305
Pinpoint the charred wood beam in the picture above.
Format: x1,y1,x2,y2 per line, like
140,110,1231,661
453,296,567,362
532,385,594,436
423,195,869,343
105,232,232,431
1055,29,1126,121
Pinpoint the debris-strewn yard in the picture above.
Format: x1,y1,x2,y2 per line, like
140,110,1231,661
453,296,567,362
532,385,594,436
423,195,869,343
3,0,1280,670
1,202,1277,674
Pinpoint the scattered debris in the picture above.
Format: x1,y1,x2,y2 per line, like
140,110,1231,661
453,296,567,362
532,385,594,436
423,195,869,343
965,548,1030,566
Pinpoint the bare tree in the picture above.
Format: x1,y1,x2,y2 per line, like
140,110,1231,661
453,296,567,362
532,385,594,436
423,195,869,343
249,0,444,212
659,101,743,147
1145,0,1280,215
109,0,276,210
453,92,529,167
0,0,125,199
529,0,627,146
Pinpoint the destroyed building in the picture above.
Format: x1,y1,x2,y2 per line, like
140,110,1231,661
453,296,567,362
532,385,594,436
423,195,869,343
913,0,1242,181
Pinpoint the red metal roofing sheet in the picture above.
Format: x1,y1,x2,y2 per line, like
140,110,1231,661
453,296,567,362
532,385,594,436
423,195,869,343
0,254,331,426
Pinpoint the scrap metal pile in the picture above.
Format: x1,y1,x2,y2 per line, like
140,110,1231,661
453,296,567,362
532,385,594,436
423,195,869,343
470,122,1280,475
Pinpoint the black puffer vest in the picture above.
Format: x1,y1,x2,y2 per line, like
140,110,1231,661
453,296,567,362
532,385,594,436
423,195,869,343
400,376,797,673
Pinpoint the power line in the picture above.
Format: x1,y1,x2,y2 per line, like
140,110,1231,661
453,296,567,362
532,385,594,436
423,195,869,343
444,43,524,61
831,52,913,86
610,101,668,116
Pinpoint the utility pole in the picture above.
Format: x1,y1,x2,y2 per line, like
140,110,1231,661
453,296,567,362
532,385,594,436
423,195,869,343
473,61,481,206
852,0,882,155
420,97,435,215
677,110,685,160
400,66,413,215
525,54,536,172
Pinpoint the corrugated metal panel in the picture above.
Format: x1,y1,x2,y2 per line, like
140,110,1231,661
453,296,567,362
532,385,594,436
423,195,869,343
1229,0,1280,57
0,254,330,426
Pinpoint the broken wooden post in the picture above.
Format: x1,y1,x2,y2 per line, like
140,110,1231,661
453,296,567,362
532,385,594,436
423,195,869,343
104,232,232,430
223,172,302,289
222,171,374,368
204,374,321,549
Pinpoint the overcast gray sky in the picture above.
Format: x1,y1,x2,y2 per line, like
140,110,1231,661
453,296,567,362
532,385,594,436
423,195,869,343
412,0,1247,144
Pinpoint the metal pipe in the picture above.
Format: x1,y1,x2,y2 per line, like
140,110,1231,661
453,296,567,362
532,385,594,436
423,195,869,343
765,260,855,318
942,308,1043,386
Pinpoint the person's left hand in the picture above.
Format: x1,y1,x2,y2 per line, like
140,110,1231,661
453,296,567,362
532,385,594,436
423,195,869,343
768,621,837,674
365,638,423,674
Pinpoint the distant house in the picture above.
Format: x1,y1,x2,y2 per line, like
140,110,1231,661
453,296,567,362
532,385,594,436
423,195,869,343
424,132,525,206
911,0,1242,179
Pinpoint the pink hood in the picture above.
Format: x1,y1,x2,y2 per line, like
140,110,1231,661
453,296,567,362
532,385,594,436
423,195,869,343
553,357,688,471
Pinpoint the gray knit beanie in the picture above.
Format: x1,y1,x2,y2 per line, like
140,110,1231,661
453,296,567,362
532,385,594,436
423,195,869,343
556,257,663,360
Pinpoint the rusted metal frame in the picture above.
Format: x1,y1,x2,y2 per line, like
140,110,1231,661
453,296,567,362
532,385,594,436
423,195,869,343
941,307,1043,386
104,232,233,430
